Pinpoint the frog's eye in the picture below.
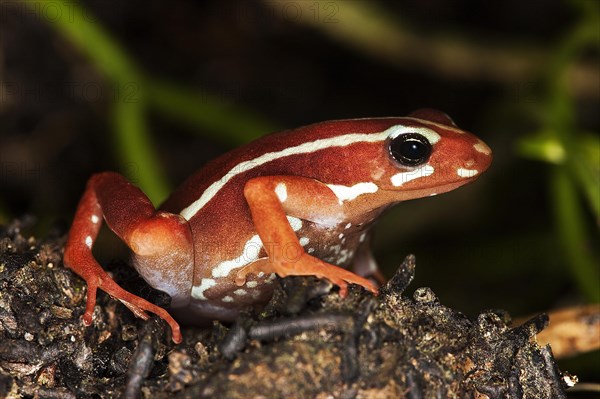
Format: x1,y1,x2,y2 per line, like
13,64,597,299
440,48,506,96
389,133,432,166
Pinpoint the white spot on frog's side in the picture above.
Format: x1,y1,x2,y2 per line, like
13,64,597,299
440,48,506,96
338,233,344,239
212,235,263,278
191,278,217,300
308,248,315,254
345,223,352,229
234,289,247,296
258,272,265,278
275,183,288,202
359,233,367,243
327,182,378,203
222,296,234,303
299,237,310,246
85,236,93,248
313,215,343,228
336,249,354,264
457,168,479,178
286,216,303,232
246,281,258,288
91,215,99,224
391,164,435,187
473,141,491,155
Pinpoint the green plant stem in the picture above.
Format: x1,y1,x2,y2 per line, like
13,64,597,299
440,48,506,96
551,168,600,302
112,94,171,204
544,2,600,302
22,0,141,81
146,80,277,144
21,0,168,203
19,0,276,204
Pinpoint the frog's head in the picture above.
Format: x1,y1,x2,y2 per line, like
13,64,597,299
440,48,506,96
372,108,493,201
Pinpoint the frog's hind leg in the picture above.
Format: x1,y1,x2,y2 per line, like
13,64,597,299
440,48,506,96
64,172,192,343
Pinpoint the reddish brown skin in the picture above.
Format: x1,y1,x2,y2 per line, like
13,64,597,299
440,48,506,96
64,110,492,343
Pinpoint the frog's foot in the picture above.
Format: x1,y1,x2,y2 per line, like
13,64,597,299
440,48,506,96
235,254,378,297
67,252,182,343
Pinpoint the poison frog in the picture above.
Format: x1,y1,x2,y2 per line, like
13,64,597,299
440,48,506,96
64,109,492,343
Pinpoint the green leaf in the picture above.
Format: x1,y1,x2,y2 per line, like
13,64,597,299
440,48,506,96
570,132,600,222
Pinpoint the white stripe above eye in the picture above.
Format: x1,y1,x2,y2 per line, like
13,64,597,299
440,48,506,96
386,125,442,144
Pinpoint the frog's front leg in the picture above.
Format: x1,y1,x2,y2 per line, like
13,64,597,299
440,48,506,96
236,176,378,297
64,172,193,343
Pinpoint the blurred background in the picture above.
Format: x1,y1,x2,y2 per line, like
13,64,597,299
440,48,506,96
0,0,598,389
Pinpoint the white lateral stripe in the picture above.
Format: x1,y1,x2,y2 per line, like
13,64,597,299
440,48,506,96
391,164,435,186
180,131,391,220
327,182,379,202
457,168,479,178
191,278,217,300
212,234,263,278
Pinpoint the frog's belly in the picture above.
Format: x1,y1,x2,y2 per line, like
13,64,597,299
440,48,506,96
295,219,369,268
166,262,276,324
191,264,276,306
184,218,370,322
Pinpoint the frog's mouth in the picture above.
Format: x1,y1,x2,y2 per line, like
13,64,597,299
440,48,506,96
380,178,479,202
419,177,481,196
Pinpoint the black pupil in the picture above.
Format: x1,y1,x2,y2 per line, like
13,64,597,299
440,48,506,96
389,134,432,166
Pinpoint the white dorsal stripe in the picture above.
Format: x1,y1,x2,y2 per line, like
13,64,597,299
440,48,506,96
181,131,390,220
180,122,451,220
